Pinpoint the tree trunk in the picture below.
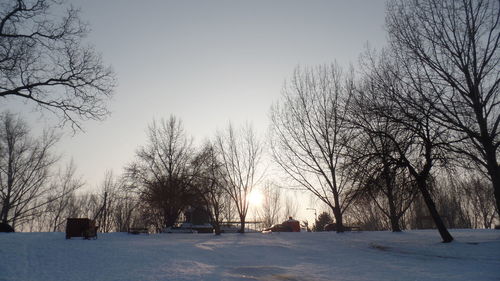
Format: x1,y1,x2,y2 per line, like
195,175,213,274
239,216,246,233
211,212,222,235
388,200,402,233
214,224,221,235
485,154,500,217
211,210,222,235
417,178,453,243
1,200,9,224
332,202,344,233
482,214,491,229
385,169,401,232
471,85,500,217
2,163,13,224
389,216,401,232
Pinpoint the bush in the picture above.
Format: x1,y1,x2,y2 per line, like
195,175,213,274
313,212,333,232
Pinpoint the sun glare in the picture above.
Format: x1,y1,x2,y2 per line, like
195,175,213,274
248,190,264,207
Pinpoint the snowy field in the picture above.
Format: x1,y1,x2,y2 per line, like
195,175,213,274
0,230,499,281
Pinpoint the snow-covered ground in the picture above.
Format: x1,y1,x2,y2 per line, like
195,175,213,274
1,229,499,281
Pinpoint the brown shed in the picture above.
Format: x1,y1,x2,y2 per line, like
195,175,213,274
65,218,97,239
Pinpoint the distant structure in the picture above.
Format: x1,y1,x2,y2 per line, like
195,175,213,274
283,217,300,232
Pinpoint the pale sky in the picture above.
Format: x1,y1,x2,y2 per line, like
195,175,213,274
4,0,387,218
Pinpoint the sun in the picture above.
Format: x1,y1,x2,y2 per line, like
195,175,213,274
248,189,264,207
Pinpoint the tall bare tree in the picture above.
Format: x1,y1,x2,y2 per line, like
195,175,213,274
270,64,355,232
0,112,59,229
358,49,454,242
215,123,262,233
191,142,230,235
0,0,116,130
347,149,418,232
126,117,195,231
386,0,500,214
348,80,419,232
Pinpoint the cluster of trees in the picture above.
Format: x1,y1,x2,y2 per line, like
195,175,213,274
1,0,498,243
0,113,267,234
124,117,263,234
0,110,139,232
0,0,115,231
271,0,499,242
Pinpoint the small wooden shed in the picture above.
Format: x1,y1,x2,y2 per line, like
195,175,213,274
65,218,97,239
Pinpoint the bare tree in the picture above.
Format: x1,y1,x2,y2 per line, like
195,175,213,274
270,64,355,232
459,175,498,228
112,182,139,232
221,191,236,225
348,83,418,232
74,192,101,223
44,160,84,232
0,0,116,130
357,49,454,242
258,181,282,228
348,157,417,232
0,112,59,229
215,123,262,233
191,142,229,235
126,117,195,231
94,171,117,233
345,197,387,231
76,171,140,233
386,0,500,214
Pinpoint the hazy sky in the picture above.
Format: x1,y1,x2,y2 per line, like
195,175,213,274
5,1,387,197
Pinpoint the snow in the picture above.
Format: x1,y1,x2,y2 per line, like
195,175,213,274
0,229,499,281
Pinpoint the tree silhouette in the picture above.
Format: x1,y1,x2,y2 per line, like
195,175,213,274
270,64,356,233
0,0,116,130
386,0,500,215
0,112,59,229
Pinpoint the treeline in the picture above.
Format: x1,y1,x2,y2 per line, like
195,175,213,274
0,104,496,237
1,0,498,242
0,113,266,234
270,0,499,243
